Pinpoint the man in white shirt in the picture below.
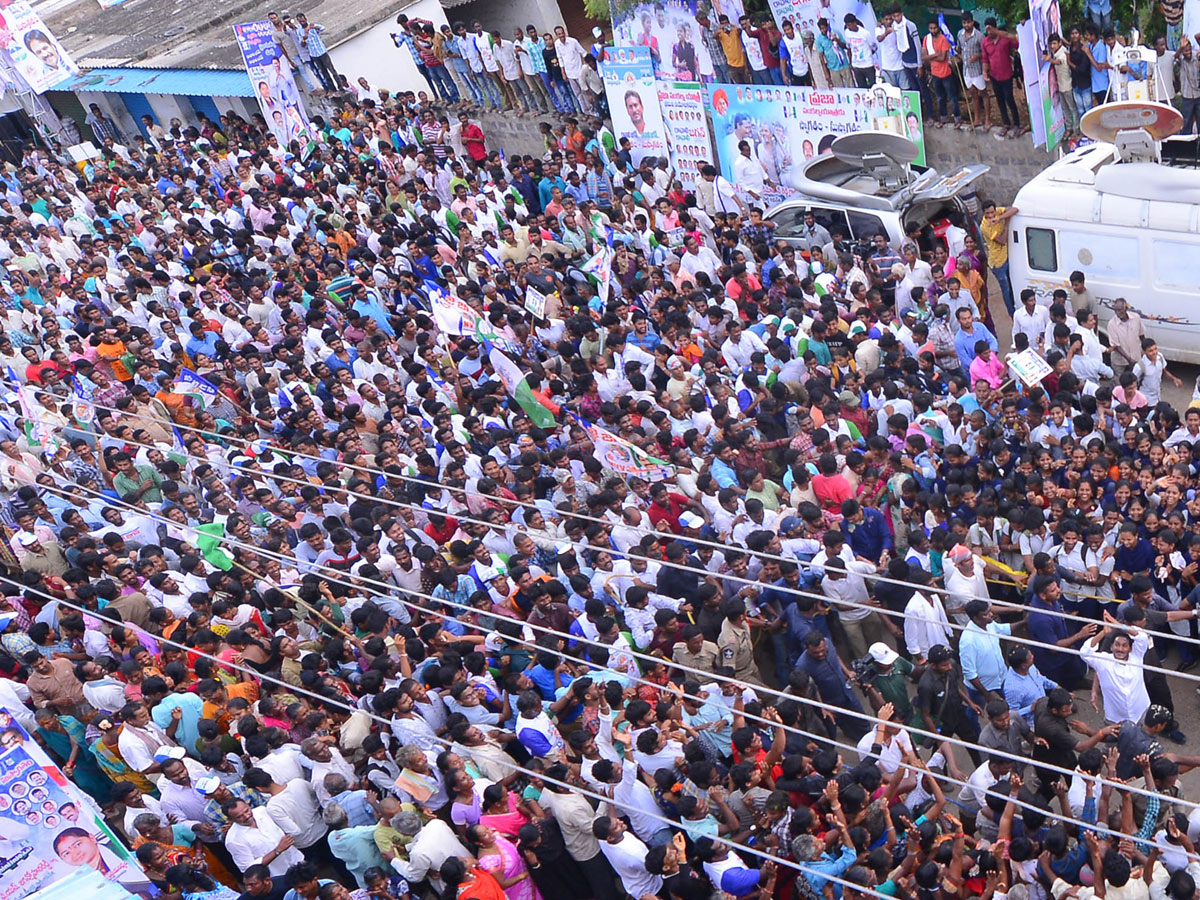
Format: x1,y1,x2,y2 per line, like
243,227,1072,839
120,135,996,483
594,816,664,898
1081,624,1151,724
554,26,591,113
732,140,766,201
224,800,304,877
1012,289,1050,351
244,768,329,851
679,235,722,281
388,811,470,894
903,572,951,664
720,319,768,371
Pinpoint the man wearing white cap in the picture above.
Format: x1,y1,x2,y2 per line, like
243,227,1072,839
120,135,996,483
14,530,68,576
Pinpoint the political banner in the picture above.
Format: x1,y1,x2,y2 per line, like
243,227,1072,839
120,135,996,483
233,20,310,148
524,286,548,319
1008,349,1053,387
0,2,79,94
1018,0,1064,150
575,415,674,482
610,0,717,81
171,368,218,410
600,46,669,166
657,81,714,191
430,289,482,336
766,0,877,39
709,84,924,205
0,714,154,900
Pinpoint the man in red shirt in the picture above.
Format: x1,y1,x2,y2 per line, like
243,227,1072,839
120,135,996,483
647,482,700,534
812,453,854,513
457,111,487,162
981,18,1022,137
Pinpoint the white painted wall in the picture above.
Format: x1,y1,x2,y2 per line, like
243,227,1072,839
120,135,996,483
145,93,196,130
454,0,565,38
328,0,450,98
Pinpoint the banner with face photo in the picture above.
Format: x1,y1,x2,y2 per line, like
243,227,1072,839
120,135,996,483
233,20,310,149
709,83,924,205
0,2,79,94
600,46,669,166
656,81,714,190
1019,0,1064,150
0,714,154,900
610,0,721,81
767,0,877,39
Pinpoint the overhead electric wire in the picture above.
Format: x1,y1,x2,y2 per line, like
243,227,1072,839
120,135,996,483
22,468,1200,828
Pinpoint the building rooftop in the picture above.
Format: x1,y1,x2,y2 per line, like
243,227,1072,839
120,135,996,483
37,0,417,71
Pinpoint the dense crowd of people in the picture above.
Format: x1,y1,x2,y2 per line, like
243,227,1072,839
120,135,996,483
3,31,1200,900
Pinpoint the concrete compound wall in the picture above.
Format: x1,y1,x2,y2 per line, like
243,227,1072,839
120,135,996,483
467,107,1060,204
921,125,1059,205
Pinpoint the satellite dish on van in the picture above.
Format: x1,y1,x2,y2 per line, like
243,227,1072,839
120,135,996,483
830,132,918,193
1080,100,1183,162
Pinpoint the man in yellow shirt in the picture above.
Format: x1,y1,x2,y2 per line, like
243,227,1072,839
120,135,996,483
981,200,1018,317
717,16,749,82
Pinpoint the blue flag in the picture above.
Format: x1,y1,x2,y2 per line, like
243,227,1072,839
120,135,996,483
71,377,94,424
938,14,957,54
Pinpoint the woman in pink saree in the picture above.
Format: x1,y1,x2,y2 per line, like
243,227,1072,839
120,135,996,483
466,825,543,900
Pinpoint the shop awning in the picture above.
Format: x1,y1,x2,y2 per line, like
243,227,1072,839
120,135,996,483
65,68,255,98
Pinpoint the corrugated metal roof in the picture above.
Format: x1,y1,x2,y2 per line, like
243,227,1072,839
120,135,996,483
65,67,255,97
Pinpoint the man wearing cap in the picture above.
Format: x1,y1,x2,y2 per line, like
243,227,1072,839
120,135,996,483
14,530,68,576
916,644,983,765
859,642,917,724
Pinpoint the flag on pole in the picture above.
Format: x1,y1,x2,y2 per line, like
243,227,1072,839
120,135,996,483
429,287,482,336
579,246,613,303
938,14,957,54
571,413,674,482
172,368,219,409
488,348,556,429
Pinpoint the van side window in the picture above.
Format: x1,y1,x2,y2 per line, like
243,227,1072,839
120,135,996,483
846,211,887,243
1026,228,1057,272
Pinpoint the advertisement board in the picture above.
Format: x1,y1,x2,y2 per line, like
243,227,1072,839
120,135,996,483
600,45,669,165
233,20,309,148
0,2,79,94
0,716,153,900
709,83,924,204
610,0,716,81
657,81,714,191
1019,0,1064,150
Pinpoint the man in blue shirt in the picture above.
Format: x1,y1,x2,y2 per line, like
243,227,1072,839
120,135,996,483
709,442,741,491
1027,574,1093,690
797,631,869,740
349,283,395,337
185,322,221,362
958,599,1011,703
839,498,892,563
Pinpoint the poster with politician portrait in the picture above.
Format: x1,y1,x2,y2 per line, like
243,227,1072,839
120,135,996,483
610,0,722,81
234,19,310,149
600,46,668,165
0,715,155,900
0,1,79,94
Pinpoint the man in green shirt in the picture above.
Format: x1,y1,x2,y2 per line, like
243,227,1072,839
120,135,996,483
111,451,163,503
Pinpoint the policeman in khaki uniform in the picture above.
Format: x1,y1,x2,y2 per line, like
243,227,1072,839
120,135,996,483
717,598,764,685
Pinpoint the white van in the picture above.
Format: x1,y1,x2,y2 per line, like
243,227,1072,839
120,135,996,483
1008,138,1200,363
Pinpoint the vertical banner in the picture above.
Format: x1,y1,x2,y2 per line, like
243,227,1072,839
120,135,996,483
233,21,310,148
1019,0,1064,150
0,2,79,94
708,84,924,205
600,46,669,165
656,81,714,191
610,0,714,81
0,715,154,900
